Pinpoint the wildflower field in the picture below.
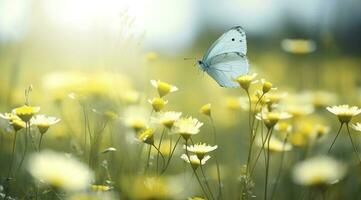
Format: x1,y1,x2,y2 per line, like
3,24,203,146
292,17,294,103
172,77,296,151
1,1,361,200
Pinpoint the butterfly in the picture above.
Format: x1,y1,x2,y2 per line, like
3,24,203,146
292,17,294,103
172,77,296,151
197,26,249,88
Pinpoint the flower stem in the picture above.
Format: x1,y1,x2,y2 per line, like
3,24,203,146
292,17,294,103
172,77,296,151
17,122,29,174
327,123,343,153
152,144,165,173
156,128,166,174
264,128,274,200
161,136,181,174
270,133,289,200
7,131,17,179
200,164,215,200
346,124,361,163
250,128,272,175
144,145,152,174
185,140,211,200
210,116,222,199
38,133,44,151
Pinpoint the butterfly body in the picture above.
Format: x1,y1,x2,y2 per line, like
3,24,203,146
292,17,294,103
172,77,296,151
198,26,249,88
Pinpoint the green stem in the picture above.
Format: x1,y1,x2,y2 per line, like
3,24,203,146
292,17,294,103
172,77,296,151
82,106,87,159
270,133,289,200
185,140,210,200
250,128,272,175
210,116,222,200
38,134,44,151
327,123,343,153
7,131,17,178
264,128,274,200
152,144,165,174
161,136,181,174
156,128,166,174
17,122,29,174
346,124,361,163
144,145,152,174
246,92,264,175
200,164,215,200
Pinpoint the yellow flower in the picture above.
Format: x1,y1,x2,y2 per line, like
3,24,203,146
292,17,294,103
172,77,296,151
122,106,148,132
12,105,40,122
180,154,211,170
28,150,93,191
234,73,258,91
91,184,112,192
309,91,338,108
326,105,361,124
122,176,179,199
119,90,141,104
148,97,168,112
352,123,361,132
199,103,211,116
258,111,292,129
225,97,242,111
258,137,292,152
281,39,316,54
0,112,26,132
292,156,346,186
150,80,178,97
145,51,158,62
265,92,287,105
152,111,182,129
31,115,61,134
274,122,293,133
260,79,276,94
282,104,314,117
314,124,331,138
171,117,203,140
138,128,154,145
185,143,217,160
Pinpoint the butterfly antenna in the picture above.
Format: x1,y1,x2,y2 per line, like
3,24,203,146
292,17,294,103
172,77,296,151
183,57,196,61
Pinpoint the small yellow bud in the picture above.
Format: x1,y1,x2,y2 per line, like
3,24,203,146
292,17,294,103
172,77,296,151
234,73,257,91
199,103,211,116
148,97,168,112
150,80,178,97
262,81,273,94
138,128,154,145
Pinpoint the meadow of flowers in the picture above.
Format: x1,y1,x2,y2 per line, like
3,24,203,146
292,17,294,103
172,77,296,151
1,1,361,200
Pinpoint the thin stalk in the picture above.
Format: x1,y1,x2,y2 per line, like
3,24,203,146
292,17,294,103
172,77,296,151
200,164,215,199
152,144,165,173
210,116,222,200
82,105,87,158
156,128,166,173
246,90,252,130
246,93,264,175
346,124,361,163
144,145,152,174
270,133,289,200
38,133,44,151
264,128,274,200
28,129,38,151
185,140,211,200
161,136,181,174
7,131,18,178
17,122,29,174
327,123,343,153
250,128,272,175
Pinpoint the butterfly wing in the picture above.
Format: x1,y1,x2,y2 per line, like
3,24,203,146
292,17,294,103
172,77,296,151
203,26,247,61
205,52,249,88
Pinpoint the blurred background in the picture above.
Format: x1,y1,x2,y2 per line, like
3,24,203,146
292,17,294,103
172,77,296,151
1,0,361,199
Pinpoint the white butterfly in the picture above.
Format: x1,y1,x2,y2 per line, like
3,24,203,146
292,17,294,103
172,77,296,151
198,26,249,88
